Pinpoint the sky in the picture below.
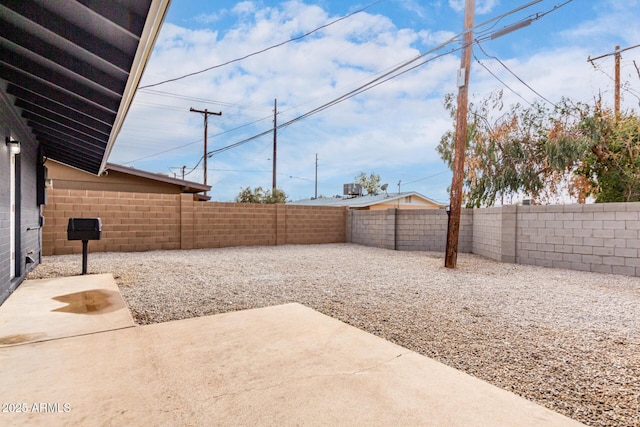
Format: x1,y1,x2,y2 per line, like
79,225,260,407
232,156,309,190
110,0,640,203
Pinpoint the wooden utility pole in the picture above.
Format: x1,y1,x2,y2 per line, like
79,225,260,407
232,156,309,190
615,45,621,119
190,107,221,196
314,153,318,199
588,44,640,120
272,99,277,192
588,46,621,119
445,0,474,269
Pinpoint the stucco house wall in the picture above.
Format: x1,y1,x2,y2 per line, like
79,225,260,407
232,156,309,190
46,160,208,195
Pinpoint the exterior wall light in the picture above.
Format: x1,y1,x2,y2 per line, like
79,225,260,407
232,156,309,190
6,137,20,154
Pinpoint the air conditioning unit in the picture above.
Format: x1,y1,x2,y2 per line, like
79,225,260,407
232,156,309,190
343,183,362,196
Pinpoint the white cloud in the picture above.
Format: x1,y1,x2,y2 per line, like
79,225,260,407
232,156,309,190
448,0,499,15
194,12,223,25
397,0,428,18
418,29,457,47
560,1,640,49
232,1,257,16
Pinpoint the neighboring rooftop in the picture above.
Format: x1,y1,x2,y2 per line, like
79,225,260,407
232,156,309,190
46,159,210,197
289,191,445,210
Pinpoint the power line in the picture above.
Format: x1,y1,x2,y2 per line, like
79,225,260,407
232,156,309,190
139,0,385,90
475,41,557,107
127,0,571,168
403,170,450,186
120,113,274,165
139,0,550,93
173,166,315,183
203,17,536,159
138,88,267,111
474,54,534,106
587,43,640,62
589,61,640,101
248,0,573,133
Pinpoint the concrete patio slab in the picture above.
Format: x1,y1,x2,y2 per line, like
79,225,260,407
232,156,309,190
0,274,134,347
0,298,583,426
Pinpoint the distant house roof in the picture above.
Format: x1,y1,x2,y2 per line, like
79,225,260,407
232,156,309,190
289,192,445,210
105,163,210,193
47,159,210,197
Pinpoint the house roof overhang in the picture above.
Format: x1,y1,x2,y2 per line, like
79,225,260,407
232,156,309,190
105,162,211,193
0,0,171,175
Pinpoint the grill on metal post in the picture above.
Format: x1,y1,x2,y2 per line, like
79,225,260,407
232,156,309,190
67,218,102,275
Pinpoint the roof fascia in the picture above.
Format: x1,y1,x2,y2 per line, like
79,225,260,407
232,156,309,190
106,162,210,191
99,0,172,174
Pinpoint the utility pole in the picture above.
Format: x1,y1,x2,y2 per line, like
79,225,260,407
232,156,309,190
445,0,474,269
272,99,277,192
588,43,640,120
190,107,221,196
181,165,186,180
615,45,621,119
314,153,318,199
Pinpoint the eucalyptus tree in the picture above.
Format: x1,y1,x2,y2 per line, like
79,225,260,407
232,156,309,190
576,104,640,202
437,91,590,207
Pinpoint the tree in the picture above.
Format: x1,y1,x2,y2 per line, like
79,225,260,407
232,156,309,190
355,172,381,196
235,187,288,204
575,104,640,202
264,188,288,204
436,91,590,207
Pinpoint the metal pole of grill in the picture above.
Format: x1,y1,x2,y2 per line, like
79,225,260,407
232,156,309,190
82,240,89,275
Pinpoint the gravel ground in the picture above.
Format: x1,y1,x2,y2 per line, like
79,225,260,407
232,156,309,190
28,243,640,427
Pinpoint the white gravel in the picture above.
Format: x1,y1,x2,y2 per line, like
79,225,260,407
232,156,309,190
28,243,640,427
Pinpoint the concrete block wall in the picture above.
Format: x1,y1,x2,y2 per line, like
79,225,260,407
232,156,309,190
472,207,502,260
472,206,516,263
42,189,640,277
191,201,277,249
396,210,447,252
43,189,181,255
346,210,395,250
459,210,474,253
516,203,640,275
187,203,346,249
348,203,640,277
180,193,195,250
43,189,346,254
348,208,473,253
283,205,346,245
